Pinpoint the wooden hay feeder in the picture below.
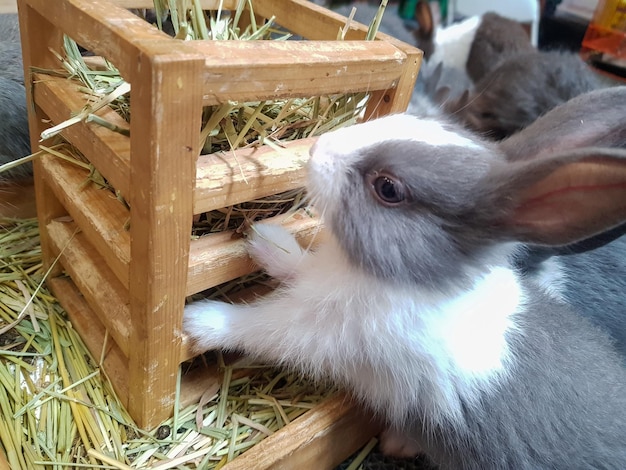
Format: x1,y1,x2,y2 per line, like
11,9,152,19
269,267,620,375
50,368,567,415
17,0,421,465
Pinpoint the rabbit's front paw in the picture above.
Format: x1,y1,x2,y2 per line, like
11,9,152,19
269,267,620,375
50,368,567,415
183,300,235,353
379,427,422,459
248,224,304,281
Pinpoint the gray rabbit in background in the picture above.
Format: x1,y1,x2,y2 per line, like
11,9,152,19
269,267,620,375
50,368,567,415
331,2,472,117
449,49,602,140
0,13,32,180
185,84,626,468
438,11,603,140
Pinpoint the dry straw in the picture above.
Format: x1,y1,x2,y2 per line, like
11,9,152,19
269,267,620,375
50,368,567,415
0,0,390,467
38,0,386,235
0,218,336,468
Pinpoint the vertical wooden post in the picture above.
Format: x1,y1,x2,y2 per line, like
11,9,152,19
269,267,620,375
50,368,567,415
126,42,204,428
364,47,422,120
17,0,67,277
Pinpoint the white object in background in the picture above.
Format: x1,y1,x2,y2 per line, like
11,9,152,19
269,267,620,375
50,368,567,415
556,0,599,20
448,0,541,46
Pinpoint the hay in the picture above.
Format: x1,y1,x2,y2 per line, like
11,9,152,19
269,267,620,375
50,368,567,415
34,0,386,235
0,218,339,468
1,1,389,466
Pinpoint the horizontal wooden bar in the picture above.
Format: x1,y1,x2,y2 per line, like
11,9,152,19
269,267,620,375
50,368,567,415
186,210,323,296
33,74,132,199
48,276,131,408
46,218,131,357
188,39,408,105
223,393,383,470
24,0,415,104
39,152,131,288
195,138,313,214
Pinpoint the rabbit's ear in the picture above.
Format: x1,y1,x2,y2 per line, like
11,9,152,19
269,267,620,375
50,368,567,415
500,87,626,162
415,0,434,40
491,147,626,246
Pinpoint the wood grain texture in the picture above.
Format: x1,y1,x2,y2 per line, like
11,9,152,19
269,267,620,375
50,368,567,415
222,394,383,470
18,1,67,280
186,210,324,298
46,219,131,358
47,276,130,407
39,154,131,289
125,41,205,428
33,74,132,199
194,138,313,214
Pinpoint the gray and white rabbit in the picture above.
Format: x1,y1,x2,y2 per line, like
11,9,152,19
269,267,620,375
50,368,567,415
185,88,626,466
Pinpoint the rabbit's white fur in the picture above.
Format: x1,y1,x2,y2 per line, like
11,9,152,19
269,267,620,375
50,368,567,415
428,15,481,71
185,230,522,426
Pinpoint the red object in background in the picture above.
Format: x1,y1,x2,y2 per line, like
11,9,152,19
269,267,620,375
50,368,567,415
582,0,626,62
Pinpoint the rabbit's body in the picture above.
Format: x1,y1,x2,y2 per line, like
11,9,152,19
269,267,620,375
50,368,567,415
187,231,626,469
448,50,602,140
185,92,626,467
0,77,31,179
523,238,626,357
0,14,31,180
397,287,626,468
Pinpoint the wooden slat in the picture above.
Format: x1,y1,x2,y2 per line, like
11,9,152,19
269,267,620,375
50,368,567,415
20,0,170,81
46,219,131,357
24,0,420,107
110,0,236,8
252,0,422,118
48,276,130,408
39,153,130,288
186,210,323,296
188,39,411,106
194,138,313,214
223,393,383,470
33,74,131,199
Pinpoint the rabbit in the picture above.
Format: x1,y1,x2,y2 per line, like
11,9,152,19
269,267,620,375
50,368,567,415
185,93,626,467
437,11,604,141
447,50,604,140
465,11,533,83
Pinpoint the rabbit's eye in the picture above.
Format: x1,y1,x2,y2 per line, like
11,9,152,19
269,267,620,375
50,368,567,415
371,174,405,205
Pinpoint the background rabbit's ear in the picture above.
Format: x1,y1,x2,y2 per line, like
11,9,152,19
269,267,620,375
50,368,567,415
492,148,626,246
500,87,626,162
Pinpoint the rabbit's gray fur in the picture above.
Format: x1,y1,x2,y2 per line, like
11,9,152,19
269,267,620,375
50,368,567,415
0,14,31,179
0,41,25,84
0,77,31,179
502,87,626,356
523,238,626,357
0,14,21,43
449,50,602,140
465,12,533,83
